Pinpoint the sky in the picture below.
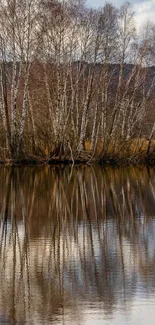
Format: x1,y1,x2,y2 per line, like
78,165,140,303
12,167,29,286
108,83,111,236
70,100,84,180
87,0,155,29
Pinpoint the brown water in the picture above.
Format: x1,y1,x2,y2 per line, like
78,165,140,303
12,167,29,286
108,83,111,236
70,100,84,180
0,165,155,324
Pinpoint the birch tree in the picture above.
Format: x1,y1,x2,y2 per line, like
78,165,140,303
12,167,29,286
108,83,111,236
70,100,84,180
0,0,38,158
110,1,136,138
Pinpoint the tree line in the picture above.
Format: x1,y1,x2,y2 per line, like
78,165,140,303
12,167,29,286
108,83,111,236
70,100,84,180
0,0,155,161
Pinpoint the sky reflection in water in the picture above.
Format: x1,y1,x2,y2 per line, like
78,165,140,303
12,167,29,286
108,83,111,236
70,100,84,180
0,165,155,324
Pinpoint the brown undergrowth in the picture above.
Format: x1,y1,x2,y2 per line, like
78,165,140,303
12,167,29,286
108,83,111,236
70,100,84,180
0,138,154,166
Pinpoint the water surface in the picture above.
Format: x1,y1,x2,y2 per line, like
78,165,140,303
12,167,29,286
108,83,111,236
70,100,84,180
0,166,155,324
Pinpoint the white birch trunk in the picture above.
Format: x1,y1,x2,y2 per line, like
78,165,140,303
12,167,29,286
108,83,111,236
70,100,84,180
28,92,37,150
0,60,12,154
17,64,31,154
43,62,55,135
78,72,94,152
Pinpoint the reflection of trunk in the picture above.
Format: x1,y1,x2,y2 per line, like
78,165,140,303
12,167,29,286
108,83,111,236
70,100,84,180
117,220,126,296
0,169,12,255
0,166,155,322
11,170,17,324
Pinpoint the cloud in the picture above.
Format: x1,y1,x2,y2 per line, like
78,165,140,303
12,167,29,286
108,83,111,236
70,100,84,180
87,0,155,28
87,0,147,7
133,1,155,29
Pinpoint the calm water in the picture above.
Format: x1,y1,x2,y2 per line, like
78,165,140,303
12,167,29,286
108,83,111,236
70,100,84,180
0,165,155,324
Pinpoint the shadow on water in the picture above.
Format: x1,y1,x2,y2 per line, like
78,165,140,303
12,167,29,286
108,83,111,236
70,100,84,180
0,165,155,324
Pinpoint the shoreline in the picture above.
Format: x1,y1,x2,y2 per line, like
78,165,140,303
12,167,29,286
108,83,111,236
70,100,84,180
0,154,155,167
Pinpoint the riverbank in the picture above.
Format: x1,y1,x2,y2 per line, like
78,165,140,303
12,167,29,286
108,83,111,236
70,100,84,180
0,157,89,166
1,151,155,167
0,138,154,166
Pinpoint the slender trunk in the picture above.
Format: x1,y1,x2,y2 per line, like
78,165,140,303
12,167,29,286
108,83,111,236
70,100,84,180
0,60,12,156
17,64,31,155
90,102,98,151
43,62,55,135
78,72,94,152
146,121,155,156
28,92,37,151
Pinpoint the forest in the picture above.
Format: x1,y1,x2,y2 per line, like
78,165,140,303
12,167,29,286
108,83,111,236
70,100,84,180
0,0,155,164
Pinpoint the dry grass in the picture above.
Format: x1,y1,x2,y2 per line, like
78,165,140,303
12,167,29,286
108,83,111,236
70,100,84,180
0,138,155,164
85,138,155,158
85,139,103,153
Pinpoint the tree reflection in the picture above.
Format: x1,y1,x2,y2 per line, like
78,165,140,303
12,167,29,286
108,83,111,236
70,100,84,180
0,166,155,323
